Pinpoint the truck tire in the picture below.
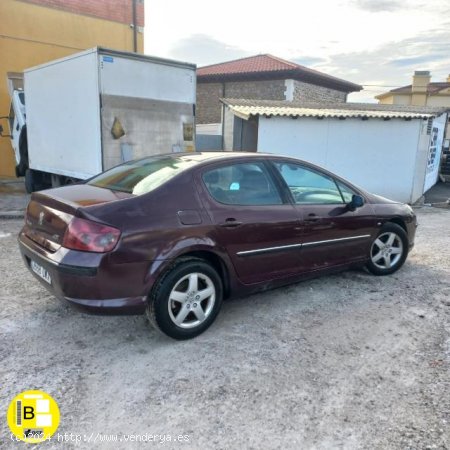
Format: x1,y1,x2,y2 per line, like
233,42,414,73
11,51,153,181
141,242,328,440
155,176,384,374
17,129,28,177
24,169,36,193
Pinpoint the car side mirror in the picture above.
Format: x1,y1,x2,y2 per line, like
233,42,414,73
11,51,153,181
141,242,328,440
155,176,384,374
347,194,364,212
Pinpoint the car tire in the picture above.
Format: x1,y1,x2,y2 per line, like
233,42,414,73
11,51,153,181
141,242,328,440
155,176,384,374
146,258,223,340
366,223,409,276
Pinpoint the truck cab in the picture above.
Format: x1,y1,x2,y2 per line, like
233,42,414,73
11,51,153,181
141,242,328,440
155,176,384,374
7,89,28,176
0,88,28,177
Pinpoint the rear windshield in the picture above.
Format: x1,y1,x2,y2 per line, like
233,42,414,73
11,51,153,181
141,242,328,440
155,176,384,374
88,156,199,195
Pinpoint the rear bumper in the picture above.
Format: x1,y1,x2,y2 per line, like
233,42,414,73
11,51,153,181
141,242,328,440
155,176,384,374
19,232,148,315
58,296,147,315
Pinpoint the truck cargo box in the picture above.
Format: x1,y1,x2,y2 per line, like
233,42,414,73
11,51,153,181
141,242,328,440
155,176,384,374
24,47,196,181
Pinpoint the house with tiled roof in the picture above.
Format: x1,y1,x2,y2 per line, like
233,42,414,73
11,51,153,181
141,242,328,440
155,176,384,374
376,71,450,181
196,54,362,124
376,71,450,107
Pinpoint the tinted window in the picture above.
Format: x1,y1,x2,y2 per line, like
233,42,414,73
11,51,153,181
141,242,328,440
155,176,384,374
203,163,282,205
88,156,200,195
275,162,344,204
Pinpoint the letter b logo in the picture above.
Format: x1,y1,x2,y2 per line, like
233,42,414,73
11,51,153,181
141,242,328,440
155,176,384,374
24,406,35,420
7,390,60,443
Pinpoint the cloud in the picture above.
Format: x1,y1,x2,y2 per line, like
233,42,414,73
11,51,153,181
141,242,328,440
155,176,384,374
355,0,449,13
308,27,450,102
164,24,450,105
169,34,250,67
293,56,327,66
389,53,449,67
354,0,405,12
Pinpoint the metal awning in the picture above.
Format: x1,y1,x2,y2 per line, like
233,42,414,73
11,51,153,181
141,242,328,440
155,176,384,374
221,98,448,120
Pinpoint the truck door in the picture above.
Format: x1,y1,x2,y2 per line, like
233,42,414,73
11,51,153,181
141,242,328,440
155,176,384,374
8,100,21,165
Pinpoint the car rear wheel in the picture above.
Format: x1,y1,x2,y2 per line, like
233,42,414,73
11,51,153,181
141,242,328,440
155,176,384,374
146,258,223,340
366,223,409,275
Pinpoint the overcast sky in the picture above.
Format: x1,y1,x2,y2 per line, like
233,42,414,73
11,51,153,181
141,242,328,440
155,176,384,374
144,0,450,103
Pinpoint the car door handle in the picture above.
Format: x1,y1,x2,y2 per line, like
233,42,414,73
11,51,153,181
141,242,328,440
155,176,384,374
219,218,243,228
304,214,320,223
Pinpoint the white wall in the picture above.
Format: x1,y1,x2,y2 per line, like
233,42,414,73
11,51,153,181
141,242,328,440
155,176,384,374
258,116,423,203
99,54,196,104
25,51,102,178
196,123,222,135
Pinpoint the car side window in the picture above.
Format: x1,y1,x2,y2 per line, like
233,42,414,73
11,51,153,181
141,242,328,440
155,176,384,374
336,180,358,203
202,163,282,205
274,162,344,205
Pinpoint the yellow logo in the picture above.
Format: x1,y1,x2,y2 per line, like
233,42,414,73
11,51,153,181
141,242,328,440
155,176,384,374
7,390,60,443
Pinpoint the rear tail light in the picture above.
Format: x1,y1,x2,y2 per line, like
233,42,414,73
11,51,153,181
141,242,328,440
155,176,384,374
62,217,121,253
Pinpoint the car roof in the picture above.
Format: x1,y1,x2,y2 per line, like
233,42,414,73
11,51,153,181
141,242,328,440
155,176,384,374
126,151,278,168
164,151,270,161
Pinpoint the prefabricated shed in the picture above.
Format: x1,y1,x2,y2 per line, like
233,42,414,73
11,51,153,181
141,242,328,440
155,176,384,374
222,99,448,204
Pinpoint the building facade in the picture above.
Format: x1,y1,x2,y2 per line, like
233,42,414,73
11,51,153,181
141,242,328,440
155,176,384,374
0,0,144,177
376,71,450,180
196,54,362,124
376,71,450,107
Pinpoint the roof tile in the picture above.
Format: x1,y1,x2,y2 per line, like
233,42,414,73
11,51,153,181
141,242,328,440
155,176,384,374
197,54,361,92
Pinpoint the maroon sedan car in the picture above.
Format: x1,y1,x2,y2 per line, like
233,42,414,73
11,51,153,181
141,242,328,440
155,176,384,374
19,152,417,339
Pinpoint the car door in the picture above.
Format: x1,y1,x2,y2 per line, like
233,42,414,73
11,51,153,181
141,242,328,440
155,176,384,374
271,160,375,271
196,160,303,285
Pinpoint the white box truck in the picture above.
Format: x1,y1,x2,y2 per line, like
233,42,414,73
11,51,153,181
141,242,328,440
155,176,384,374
9,47,196,192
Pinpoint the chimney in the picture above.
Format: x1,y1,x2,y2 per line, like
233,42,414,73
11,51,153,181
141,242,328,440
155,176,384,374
412,70,431,93
411,70,430,106
447,74,450,83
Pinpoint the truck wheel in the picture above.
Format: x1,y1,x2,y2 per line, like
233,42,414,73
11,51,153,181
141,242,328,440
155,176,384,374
17,131,28,177
24,169,36,193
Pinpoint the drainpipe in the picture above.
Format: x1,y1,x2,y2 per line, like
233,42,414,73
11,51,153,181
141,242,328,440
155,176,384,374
132,0,138,52
221,82,225,150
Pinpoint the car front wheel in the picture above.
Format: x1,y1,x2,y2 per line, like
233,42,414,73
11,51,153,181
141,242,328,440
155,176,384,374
146,258,223,340
366,223,409,276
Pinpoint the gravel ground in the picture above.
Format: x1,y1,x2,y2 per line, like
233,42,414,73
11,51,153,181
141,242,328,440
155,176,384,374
0,207,449,450
0,180,29,216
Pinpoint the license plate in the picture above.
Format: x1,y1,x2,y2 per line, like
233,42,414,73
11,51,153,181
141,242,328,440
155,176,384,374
30,260,52,285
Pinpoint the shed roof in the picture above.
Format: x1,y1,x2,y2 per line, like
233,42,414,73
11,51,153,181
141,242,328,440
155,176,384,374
198,54,362,93
221,98,448,120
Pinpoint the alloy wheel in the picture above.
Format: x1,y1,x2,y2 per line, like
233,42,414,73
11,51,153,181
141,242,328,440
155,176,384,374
167,272,216,329
370,231,403,270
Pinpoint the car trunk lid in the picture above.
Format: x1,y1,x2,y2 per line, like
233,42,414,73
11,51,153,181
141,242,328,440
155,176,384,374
24,185,134,252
